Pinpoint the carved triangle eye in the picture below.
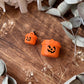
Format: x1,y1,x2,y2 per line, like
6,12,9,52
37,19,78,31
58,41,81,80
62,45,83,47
53,46,56,50
48,45,51,48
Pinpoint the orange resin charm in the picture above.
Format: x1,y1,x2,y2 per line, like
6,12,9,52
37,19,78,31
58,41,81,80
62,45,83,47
41,39,61,58
25,32,37,45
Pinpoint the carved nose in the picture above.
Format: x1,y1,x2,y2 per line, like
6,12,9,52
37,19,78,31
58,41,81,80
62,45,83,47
51,48,53,50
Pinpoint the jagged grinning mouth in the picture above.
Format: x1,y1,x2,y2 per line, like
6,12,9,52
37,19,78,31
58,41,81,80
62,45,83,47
47,49,55,53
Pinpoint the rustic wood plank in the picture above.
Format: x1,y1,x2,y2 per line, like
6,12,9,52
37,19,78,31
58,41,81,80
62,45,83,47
0,2,84,84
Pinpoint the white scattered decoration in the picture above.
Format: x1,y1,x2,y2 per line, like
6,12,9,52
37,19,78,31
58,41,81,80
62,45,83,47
77,51,84,62
2,23,7,28
30,72,34,77
28,81,32,84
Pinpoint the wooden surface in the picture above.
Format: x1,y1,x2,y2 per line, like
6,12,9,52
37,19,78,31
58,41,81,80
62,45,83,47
0,2,84,84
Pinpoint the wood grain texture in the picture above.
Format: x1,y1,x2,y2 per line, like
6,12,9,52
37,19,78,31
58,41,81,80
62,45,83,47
0,2,84,84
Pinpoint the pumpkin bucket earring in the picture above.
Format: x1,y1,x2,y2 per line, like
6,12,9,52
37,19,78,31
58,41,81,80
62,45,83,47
25,31,37,45
41,39,61,58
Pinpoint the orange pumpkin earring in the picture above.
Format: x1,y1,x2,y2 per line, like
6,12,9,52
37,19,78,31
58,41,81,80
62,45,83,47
41,39,61,58
25,31,37,45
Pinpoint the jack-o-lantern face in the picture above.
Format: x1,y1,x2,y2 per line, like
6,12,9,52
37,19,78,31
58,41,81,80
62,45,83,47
41,39,61,58
26,36,31,41
47,45,56,53
25,32,37,45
